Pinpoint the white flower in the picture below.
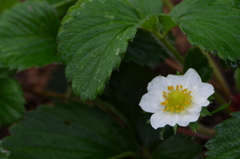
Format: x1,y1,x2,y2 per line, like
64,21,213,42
139,68,214,129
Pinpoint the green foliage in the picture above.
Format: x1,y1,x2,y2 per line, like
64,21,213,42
0,141,10,159
58,0,163,100
170,0,240,61
2,100,201,158
0,77,25,126
103,63,201,159
2,102,136,159
103,62,161,148
151,135,201,159
159,14,178,32
124,29,169,66
0,69,15,78
0,1,60,70
189,122,199,132
29,0,76,8
206,112,240,159
183,47,212,82
0,0,18,13
200,107,212,117
233,0,240,8
28,0,78,16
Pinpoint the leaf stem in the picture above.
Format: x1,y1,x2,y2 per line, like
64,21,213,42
163,0,174,10
153,31,184,64
211,102,231,115
107,151,137,159
201,50,231,98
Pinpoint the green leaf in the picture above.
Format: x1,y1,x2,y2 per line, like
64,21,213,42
200,107,211,117
0,77,25,126
124,29,169,66
28,0,78,17
29,0,76,8
170,0,240,61
0,69,16,78
159,14,178,32
0,1,60,70
2,102,136,159
206,111,240,159
140,16,161,32
183,47,213,82
58,0,163,100
0,141,10,159
0,0,18,13
233,0,240,9
189,122,199,132
151,135,201,159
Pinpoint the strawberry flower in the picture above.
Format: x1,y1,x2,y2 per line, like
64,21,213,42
139,68,214,129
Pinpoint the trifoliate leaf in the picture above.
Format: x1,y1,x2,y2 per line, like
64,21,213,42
206,112,240,158
2,102,136,159
0,77,25,126
0,1,60,70
58,0,163,100
170,0,240,61
124,29,169,66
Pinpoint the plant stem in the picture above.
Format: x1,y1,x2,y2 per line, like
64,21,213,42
163,0,174,10
165,58,182,72
197,124,216,137
201,50,231,99
211,101,231,115
153,31,184,64
65,85,74,102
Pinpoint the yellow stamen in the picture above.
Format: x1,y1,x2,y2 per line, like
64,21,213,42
176,85,179,90
161,85,192,114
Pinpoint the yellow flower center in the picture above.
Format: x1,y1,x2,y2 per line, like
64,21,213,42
161,85,192,114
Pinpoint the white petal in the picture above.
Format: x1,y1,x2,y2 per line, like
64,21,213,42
186,103,204,115
192,83,214,104
166,74,184,86
147,76,169,92
182,68,202,89
150,111,178,129
177,112,199,126
200,100,210,107
139,90,164,113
